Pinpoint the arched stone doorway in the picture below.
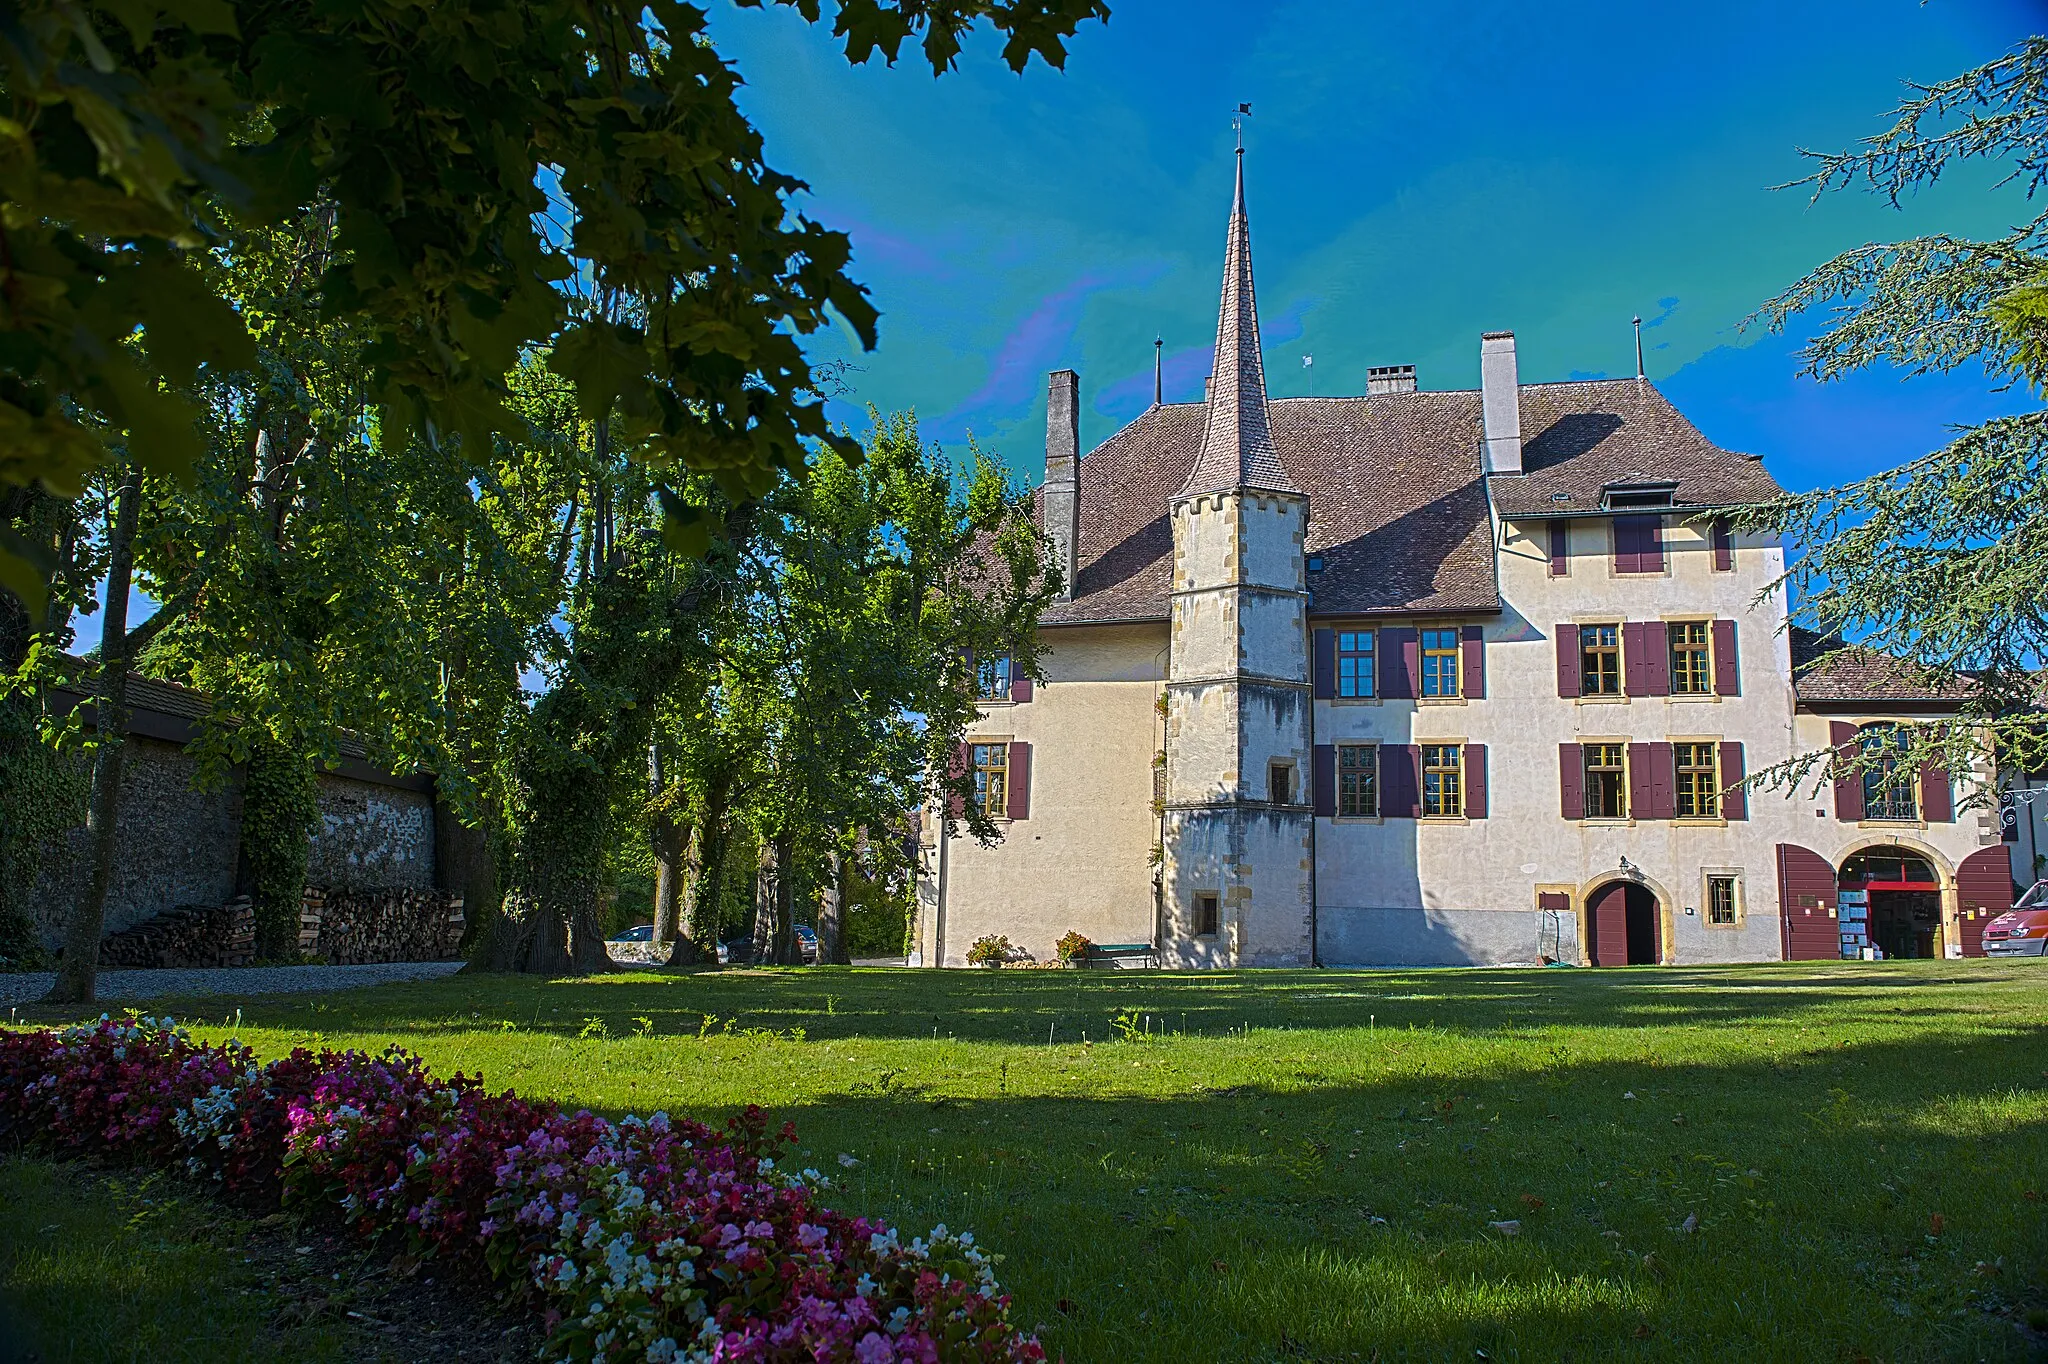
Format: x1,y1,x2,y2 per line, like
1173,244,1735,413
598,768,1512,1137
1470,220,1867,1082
1838,845,1942,960
1585,879,1662,966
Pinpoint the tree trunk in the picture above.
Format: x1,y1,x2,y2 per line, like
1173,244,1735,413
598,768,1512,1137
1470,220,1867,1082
437,793,500,954
753,834,801,967
671,775,731,965
47,467,141,1004
818,848,852,966
648,740,687,947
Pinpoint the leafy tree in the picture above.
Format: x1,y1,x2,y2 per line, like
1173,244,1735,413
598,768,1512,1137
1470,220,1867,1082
0,0,1111,606
1741,36,2048,804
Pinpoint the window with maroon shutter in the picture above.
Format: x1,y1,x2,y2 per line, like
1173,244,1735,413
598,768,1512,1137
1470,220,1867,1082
1719,741,1748,820
1559,743,1585,819
1312,629,1336,699
1712,518,1734,572
1312,744,1336,816
1461,625,1486,698
1711,619,1739,696
1830,721,1865,821
1421,744,1464,817
1555,625,1581,698
1674,742,1718,817
1006,742,1031,819
1379,627,1417,699
1337,630,1375,698
1920,763,1953,822
1548,521,1570,576
974,655,1013,702
1624,621,1669,697
1465,744,1488,818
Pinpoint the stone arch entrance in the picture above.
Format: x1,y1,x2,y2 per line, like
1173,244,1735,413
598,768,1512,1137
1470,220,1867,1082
1838,845,1943,960
1585,879,1662,967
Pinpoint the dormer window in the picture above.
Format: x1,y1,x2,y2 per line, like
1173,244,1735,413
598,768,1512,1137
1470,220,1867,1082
1600,480,1679,510
1307,555,1326,573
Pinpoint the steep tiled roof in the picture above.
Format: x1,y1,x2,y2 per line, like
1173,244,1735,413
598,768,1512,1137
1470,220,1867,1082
1492,379,1784,517
1037,375,1783,627
1790,627,1974,706
1038,390,1498,625
1178,153,1297,499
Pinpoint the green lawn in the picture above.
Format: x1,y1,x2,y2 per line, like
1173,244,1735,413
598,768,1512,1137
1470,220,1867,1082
10,961,2048,1362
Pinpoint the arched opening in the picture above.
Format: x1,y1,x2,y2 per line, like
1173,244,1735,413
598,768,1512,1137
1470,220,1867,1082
1586,880,1661,966
1838,846,1942,960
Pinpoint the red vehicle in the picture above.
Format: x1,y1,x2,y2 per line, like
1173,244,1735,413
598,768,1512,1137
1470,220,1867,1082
1984,881,2048,958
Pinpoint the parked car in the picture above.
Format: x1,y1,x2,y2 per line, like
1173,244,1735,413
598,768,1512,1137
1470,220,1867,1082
717,936,755,965
611,924,655,943
1984,881,2048,958
795,924,819,964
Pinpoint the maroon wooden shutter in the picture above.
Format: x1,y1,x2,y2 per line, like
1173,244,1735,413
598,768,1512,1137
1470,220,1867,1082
1559,743,1584,819
1010,674,1033,703
1920,763,1953,822
1548,521,1569,576
1612,518,1637,575
1382,745,1420,817
1380,627,1417,699
1312,629,1336,699
1719,741,1748,820
1776,844,1840,961
1625,621,1669,697
1312,744,1336,817
1006,742,1031,820
947,742,970,819
1464,744,1488,818
1639,515,1665,572
1830,721,1864,821
1711,619,1739,696
1555,625,1580,698
1461,625,1486,698
1628,742,1656,820
1957,847,2018,957
1712,518,1734,572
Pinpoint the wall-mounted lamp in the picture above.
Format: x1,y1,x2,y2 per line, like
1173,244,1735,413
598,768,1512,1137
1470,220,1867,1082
1618,855,1634,873
1685,905,1697,916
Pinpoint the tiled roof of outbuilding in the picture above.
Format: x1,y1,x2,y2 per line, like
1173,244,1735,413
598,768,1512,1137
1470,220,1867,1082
1036,376,1779,626
1492,380,1784,517
1790,627,1975,706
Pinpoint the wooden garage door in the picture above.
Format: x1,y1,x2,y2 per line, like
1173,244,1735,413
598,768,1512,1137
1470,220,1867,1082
1776,844,1840,961
1956,847,2018,958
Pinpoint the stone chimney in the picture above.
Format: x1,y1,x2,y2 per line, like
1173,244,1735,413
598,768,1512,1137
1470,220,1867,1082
1044,369,1081,599
1480,331,1523,475
1366,364,1416,396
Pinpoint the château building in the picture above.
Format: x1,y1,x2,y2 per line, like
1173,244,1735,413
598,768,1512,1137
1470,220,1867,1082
913,151,2013,970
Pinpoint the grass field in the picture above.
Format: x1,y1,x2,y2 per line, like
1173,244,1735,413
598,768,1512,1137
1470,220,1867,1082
8,960,2048,1362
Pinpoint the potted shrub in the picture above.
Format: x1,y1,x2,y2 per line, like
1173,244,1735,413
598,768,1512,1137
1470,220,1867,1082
967,934,1013,969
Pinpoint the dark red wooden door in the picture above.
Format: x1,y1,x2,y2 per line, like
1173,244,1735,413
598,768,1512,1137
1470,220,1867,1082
1956,847,2018,958
1776,844,1840,961
1586,881,1631,967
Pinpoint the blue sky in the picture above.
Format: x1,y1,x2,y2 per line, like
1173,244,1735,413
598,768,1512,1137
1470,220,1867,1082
708,0,2045,494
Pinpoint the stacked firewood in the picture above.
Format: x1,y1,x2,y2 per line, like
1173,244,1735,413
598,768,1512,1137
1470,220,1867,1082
302,887,466,964
97,897,256,969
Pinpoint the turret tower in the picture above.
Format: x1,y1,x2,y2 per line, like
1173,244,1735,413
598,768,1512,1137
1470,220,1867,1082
1160,148,1314,968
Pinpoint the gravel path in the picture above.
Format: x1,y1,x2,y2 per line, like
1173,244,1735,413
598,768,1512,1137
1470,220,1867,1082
0,960,466,1009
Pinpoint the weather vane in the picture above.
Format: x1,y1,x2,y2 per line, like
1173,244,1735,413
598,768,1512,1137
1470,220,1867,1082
1233,101,1251,151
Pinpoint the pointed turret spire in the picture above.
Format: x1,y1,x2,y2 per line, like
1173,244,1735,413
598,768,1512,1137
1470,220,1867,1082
1178,147,1297,497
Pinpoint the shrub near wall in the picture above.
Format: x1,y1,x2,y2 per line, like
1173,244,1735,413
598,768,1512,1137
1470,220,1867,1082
0,1018,1042,1363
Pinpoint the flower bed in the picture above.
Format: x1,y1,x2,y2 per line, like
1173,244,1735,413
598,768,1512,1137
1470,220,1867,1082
0,1017,1042,1363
